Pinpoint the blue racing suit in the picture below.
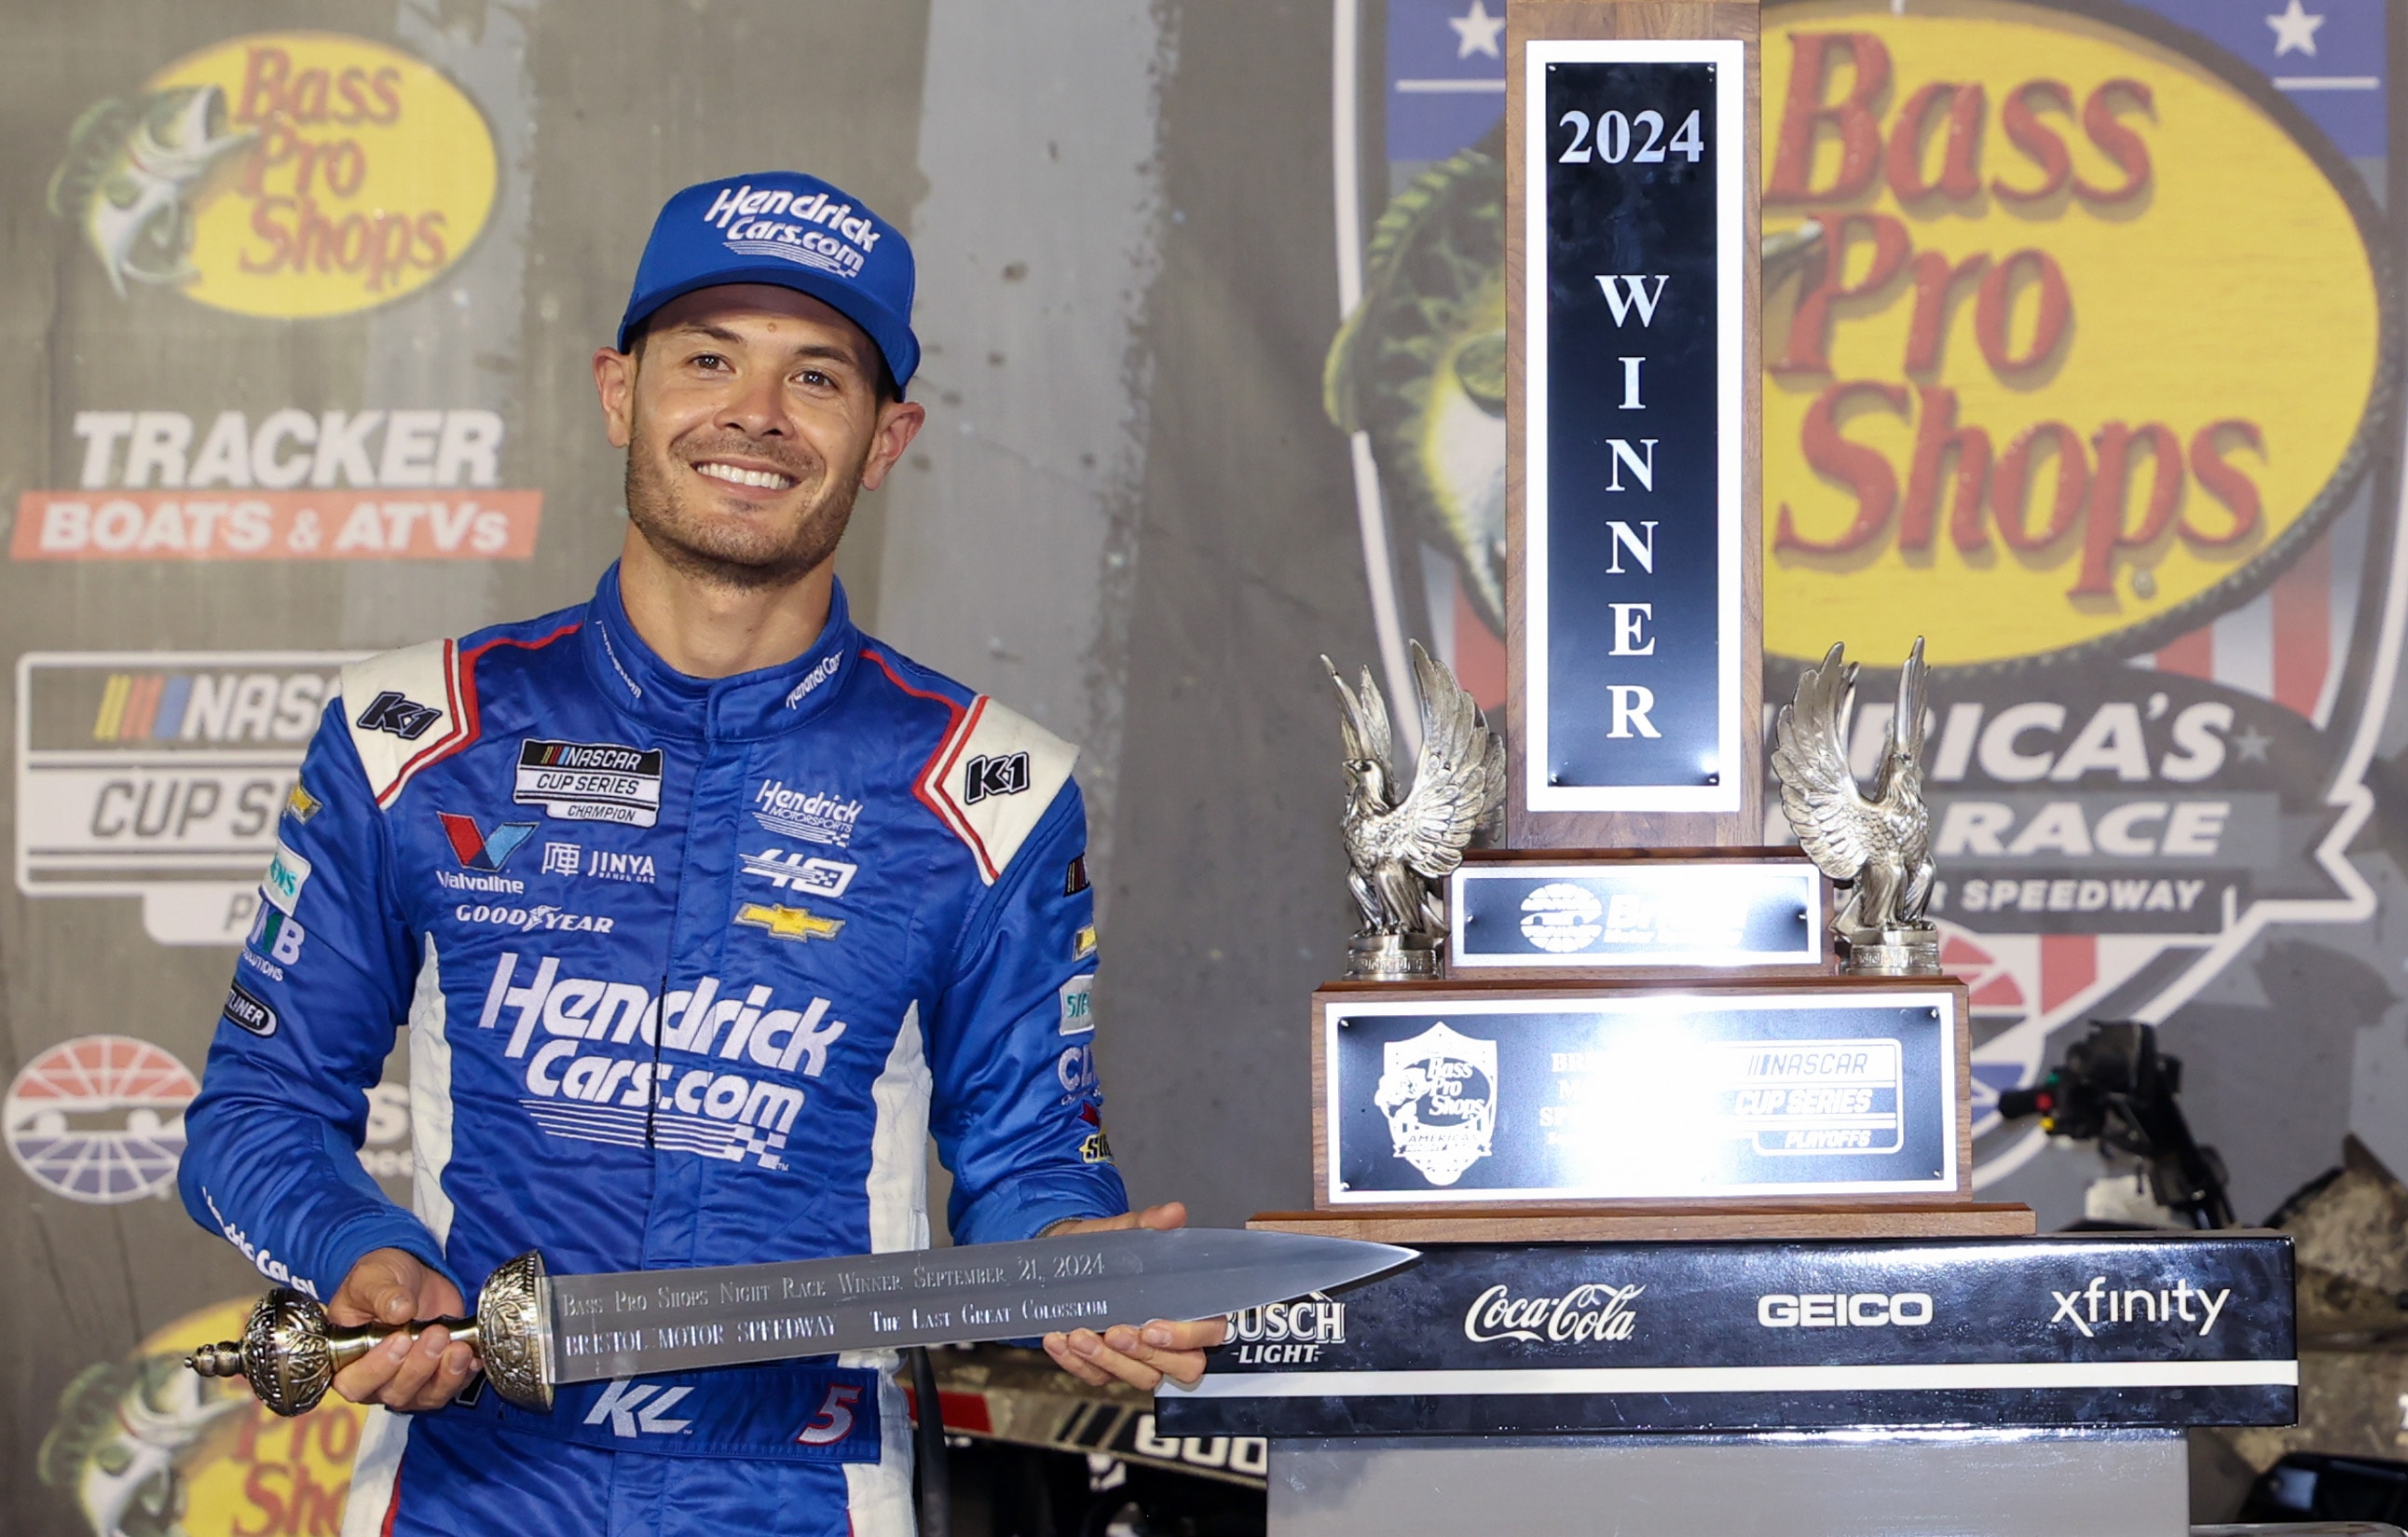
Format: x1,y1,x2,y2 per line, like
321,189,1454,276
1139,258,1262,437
177,564,1125,1536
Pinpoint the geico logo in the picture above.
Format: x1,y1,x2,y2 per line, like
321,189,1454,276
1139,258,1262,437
454,904,614,933
1225,1295,1346,1345
89,669,333,743
476,953,846,1076
1463,1283,1644,1344
70,409,504,489
89,775,287,840
1757,1292,1935,1328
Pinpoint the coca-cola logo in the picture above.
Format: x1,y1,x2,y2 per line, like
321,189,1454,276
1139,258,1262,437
1463,1283,1644,1344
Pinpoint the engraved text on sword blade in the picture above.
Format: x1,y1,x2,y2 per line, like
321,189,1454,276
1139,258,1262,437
542,1228,1414,1383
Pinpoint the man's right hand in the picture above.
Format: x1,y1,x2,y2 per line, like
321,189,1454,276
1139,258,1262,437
327,1247,482,1411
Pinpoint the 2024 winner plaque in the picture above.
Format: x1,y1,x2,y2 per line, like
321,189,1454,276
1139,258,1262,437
1316,980,1969,1206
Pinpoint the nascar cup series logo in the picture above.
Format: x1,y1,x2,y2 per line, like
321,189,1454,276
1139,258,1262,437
48,32,496,316
1373,1022,1498,1186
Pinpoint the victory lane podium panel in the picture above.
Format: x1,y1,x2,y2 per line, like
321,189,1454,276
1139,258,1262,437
1313,974,1974,1208
1156,1233,2297,1438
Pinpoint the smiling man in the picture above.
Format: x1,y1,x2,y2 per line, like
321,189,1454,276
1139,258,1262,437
175,172,1217,1537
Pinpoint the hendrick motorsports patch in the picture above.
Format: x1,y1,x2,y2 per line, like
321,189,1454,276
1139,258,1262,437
513,739,664,828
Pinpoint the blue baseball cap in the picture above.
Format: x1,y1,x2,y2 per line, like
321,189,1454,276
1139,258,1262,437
617,172,919,394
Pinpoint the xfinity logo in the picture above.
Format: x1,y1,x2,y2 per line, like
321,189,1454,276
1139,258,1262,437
1758,1292,1933,1328
584,1379,694,1437
1464,1283,1643,1344
2049,1275,2232,1338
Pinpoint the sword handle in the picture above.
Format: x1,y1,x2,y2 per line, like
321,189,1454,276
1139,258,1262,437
186,1251,554,1417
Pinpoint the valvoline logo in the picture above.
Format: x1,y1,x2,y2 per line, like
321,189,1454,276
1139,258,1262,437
439,811,535,871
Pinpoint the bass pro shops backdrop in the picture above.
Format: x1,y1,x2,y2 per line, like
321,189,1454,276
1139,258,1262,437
2,1,2403,1530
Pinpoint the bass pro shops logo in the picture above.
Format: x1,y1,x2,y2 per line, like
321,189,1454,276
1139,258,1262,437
1757,2,2402,1189
48,33,494,316
1373,1022,1498,1187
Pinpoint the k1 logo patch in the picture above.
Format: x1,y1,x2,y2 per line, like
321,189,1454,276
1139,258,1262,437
355,690,442,740
964,751,1030,804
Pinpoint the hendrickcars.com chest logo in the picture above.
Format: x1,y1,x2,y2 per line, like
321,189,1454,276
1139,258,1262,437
48,32,495,317
1760,0,2401,1191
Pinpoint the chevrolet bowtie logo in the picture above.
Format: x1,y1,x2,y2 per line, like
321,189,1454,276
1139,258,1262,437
735,903,844,942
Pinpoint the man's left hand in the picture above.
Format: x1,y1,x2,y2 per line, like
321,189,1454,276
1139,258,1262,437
1040,1202,1227,1392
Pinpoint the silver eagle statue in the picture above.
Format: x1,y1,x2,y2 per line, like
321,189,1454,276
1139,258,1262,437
1771,638,1942,976
1324,641,1506,980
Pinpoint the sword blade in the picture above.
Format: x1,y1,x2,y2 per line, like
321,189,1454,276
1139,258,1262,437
542,1228,1413,1385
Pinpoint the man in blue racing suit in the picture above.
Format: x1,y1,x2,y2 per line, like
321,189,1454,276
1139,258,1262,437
176,171,1219,1537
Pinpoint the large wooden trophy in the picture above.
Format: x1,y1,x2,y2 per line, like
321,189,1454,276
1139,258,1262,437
1156,6,2295,1535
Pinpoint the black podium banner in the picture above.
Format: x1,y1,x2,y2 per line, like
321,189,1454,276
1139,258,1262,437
1156,1234,2296,1436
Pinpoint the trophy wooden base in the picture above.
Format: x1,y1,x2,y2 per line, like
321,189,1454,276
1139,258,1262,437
1248,1201,2035,1242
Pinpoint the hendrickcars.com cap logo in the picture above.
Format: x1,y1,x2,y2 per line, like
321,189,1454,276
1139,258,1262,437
1762,0,2391,668
48,32,496,318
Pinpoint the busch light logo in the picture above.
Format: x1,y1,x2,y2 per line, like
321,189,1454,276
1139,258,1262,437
1373,1022,1498,1186
1225,1293,1348,1365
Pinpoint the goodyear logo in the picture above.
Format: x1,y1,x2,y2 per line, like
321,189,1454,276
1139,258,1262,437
49,33,497,318
1761,2,2388,666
